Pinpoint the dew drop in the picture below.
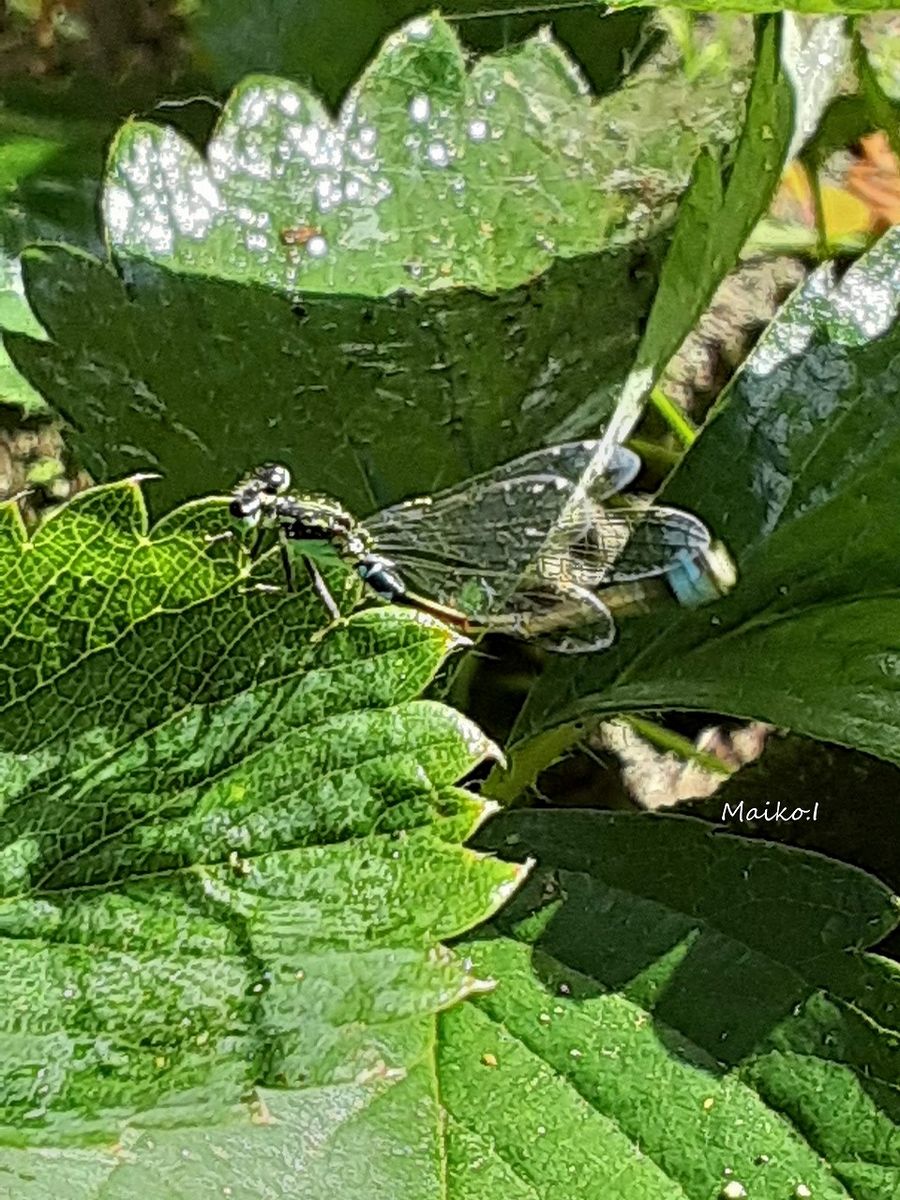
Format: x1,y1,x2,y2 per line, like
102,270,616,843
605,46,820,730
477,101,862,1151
278,92,301,116
408,17,433,39
409,95,431,123
427,141,450,168
468,118,489,142
306,235,328,258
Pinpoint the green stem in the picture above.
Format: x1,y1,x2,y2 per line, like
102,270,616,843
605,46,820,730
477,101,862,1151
805,160,829,264
649,387,696,447
484,723,587,804
626,437,681,472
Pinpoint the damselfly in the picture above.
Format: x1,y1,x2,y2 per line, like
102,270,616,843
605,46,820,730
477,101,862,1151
229,440,736,653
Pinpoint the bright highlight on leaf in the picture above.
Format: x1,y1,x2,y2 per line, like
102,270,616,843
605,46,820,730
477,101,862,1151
102,15,747,297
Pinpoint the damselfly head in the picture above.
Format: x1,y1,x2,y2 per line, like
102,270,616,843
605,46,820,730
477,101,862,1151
257,463,291,494
230,463,293,523
229,491,261,523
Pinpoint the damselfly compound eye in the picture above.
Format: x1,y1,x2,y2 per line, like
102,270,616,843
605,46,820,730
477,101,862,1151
259,463,291,494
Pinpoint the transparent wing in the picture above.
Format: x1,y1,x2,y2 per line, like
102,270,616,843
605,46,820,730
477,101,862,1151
483,579,619,653
368,440,640,547
368,441,639,523
467,440,641,498
538,502,711,588
370,501,710,622
367,440,644,612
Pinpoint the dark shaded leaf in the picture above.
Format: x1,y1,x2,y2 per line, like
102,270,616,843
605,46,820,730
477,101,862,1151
445,808,900,1199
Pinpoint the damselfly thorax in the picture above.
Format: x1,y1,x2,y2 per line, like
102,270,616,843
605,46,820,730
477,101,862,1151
229,440,736,654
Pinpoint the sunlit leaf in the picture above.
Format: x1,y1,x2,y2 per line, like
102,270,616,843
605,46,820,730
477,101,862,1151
0,248,46,413
0,479,519,1185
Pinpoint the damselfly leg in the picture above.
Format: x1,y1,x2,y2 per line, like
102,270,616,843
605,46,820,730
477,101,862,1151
300,553,342,621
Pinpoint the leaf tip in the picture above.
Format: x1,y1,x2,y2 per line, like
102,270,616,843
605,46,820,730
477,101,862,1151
464,974,498,999
480,796,503,821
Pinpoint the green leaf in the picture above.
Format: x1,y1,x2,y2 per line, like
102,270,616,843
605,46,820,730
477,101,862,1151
182,0,652,108
633,15,793,383
6,17,749,514
515,225,900,766
686,735,900,927
0,248,46,413
104,17,743,297
0,479,520,1179
0,72,225,267
448,809,900,1200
